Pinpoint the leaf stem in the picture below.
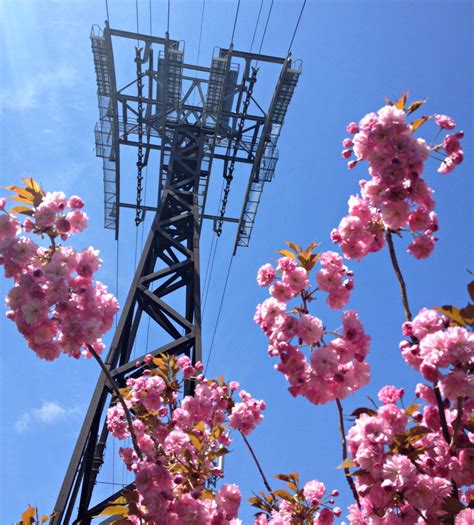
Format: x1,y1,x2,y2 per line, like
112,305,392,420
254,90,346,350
385,230,412,322
336,399,360,508
87,344,143,459
240,432,273,493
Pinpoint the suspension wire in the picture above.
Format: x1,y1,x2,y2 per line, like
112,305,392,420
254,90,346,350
105,0,110,24
205,253,234,374
287,0,307,54
202,236,219,316
135,0,140,44
149,0,152,34
230,0,241,45
249,0,264,53
202,232,216,298
197,0,205,63
167,0,170,34
258,0,274,54
114,236,120,328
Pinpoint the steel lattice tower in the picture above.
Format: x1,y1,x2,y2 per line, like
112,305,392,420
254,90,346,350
52,21,301,524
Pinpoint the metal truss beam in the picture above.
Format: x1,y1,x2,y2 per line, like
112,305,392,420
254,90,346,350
52,124,205,524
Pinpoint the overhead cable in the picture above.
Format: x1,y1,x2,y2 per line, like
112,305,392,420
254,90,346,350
250,0,264,53
205,253,234,374
287,0,307,54
258,0,274,54
230,0,241,45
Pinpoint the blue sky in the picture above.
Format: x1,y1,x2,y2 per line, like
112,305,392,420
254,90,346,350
0,0,472,523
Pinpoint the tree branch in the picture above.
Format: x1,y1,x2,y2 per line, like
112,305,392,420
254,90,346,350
451,397,463,448
87,344,143,459
385,230,412,322
433,385,451,445
240,432,273,493
336,399,360,508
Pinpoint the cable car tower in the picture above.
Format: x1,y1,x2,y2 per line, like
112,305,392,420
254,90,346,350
52,20,301,524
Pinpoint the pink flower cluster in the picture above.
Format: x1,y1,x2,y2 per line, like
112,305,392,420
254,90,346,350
254,480,341,524
107,355,265,524
333,105,464,260
401,308,474,400
255,256,371,405
1,192,118,361
346,384,474,523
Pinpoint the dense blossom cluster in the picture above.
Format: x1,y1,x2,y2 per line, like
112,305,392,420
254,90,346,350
401,308,474,400
0,187,118,360
255,252,371,405
346,383,473,523
332,104,464,260
251,475,342,525
107,354,265,524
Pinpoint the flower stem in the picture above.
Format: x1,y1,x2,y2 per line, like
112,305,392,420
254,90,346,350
336,399,360,508
385,230,412,322
87,344,143,459
240,432,273,493
433,385,452,445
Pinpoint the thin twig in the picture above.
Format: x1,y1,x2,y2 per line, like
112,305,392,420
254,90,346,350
451,397,463,448
87,344,143,459
336,399,360,508
240,432,273,493
385,230,412,322
433,385,451,445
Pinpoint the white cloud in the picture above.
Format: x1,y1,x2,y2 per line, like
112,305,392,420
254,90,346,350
15,401,78,433
1,64,78,111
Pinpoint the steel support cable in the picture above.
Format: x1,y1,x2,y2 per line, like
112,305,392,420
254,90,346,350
287,0,307,54
204,253,234,374
230,0,241,45
202,235,220,317
258,0,274,55
249,0,264,53
105,0,110,24
149,0,152,34
135,0,140,44
192,0,206,106
167,0,170,33
202,232,216,298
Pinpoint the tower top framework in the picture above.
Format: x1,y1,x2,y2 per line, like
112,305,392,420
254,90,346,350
91,21,301,252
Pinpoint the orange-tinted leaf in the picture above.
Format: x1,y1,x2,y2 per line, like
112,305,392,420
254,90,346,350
97,504,129,517
394,91,408,110
351,407,377,418
22,176,43,194
187,433,203,451
9,205,34,216
285,241,302,254
10,194,35,205
407,100,426,114
274,473,292,482
404,403,421,416
277,250,296,259
435,305,466,327
21,505,37,525
411,115,430,131
337,458,355,469
272,489,294,502
468,281,474,301
460,304,474,324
